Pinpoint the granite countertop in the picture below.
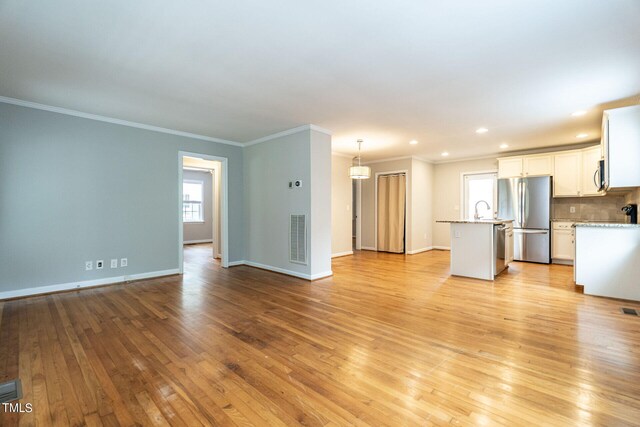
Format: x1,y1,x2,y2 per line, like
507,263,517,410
573,223,640,228
436,219,513,224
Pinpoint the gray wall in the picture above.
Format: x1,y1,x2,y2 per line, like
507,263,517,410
243,130,312,276
183,169,213,243
243,128,332,278
0,103,244,293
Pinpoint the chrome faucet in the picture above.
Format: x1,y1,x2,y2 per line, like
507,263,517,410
474,200,491,220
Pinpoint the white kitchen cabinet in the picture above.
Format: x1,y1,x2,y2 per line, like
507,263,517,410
552,222,574,262
498,155,553,178
553,152,582,197
602,105,640,190
581,145,602,197
523,155,553,177
498,157,523,178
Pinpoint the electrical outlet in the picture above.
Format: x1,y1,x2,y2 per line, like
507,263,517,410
96,260,104,270
85,261,93,271
110,259,118,268
570,206,576,213
454,231,461,238
120,258,128,267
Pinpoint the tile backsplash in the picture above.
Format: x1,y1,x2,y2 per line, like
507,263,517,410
552,195,627,222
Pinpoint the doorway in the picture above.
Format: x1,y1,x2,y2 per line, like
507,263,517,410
178,151,229,271
374,171,407,254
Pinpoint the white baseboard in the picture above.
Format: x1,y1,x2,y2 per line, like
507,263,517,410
361,246,376,251
227,260,246,267
240,260,332,281
310,270,333,280
331,251,353,258
552,259,574,266
0,268,180,300
183,239,213,244
432,246,451,250
407,247,433,255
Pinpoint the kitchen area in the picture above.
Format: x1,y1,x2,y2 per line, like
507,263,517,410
439,105,640,300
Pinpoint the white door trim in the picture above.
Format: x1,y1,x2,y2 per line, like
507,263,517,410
374,170,409,253
179,151,229,270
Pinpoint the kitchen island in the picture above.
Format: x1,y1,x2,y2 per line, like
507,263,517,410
437,220,514,280
574,223,640,301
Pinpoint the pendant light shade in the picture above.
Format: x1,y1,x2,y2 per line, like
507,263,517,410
349,139,371,179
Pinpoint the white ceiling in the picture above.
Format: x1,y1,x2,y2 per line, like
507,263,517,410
1,1,639,161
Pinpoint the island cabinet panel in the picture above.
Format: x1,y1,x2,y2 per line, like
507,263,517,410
449,223,494,280
575,225,640,301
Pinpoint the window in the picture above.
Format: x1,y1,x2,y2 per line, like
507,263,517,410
183,180,204,222
463,172,497,220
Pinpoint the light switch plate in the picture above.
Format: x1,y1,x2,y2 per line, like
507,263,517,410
110,259,118,268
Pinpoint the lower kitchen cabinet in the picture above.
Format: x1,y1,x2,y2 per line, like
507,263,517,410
552,222,574,263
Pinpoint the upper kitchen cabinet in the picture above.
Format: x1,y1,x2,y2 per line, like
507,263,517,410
553,151,582,197
523,155,553,177
581,145,602,196
497,154,552,178
602,105,640,190
498,157,523,178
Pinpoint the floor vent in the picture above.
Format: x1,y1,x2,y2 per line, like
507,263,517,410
0,379,22,404
621,308,639,316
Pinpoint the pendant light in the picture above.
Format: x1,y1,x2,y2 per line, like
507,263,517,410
349,139,371,179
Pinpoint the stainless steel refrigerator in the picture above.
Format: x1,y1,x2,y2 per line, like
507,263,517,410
497,176,551,263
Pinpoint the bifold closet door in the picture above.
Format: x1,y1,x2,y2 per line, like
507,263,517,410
377,174,406,253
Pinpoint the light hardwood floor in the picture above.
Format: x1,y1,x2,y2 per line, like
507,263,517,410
1,245,640,426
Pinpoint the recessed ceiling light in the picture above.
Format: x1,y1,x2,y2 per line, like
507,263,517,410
476,127,489,134
499,143,509,149
576,133,589,139
571,110,587,117
409,140,418,145
441,151,449,157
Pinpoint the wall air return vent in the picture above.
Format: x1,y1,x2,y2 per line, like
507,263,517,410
290,214,307,265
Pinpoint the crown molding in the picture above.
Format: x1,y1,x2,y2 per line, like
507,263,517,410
362,155,434,165
331,151,353,159
245,124,333,147
432,153,500,164
0,95,244,147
